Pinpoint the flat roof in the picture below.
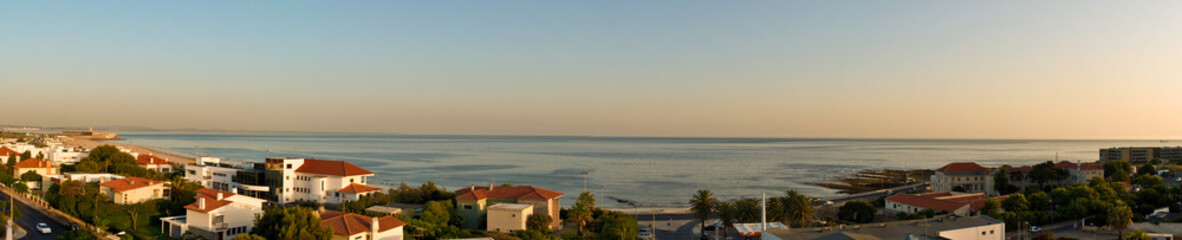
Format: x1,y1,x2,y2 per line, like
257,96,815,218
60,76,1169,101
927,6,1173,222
487,203,533,211
766,215,1003,240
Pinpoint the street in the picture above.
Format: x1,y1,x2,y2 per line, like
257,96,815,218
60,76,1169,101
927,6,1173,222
0,191,64,240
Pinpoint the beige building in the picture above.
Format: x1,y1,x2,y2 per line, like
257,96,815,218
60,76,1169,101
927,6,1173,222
161,189,266,240
454,185,563,230
136,154,172,173
13,158,58,177
99,177,167,204
319,210,406,240
486,203,533,233
930,162,996,196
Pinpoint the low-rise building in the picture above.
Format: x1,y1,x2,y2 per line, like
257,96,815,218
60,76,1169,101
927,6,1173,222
265,157,378,204
0,147,21,162
45,146,88,165
99,177,167,204
136,154,172,173
1006,161,1103,192
13,158,58,177
486,203,533,233
767,215,1005,240
885,192,1008,217
161,189,266,240
1101,147,1182,163
319,210,406,240
455,185,563,230
184,157,272,200
930,162,995,195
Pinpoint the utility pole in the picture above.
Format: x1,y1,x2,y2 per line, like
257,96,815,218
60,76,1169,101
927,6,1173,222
581,172,590,192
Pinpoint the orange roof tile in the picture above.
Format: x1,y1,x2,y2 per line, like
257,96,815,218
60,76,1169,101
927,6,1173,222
0,147,17,156
136,155,169,165
295,159,374,176
337,183,381,194
98,176,163,192
885,193,968,213
319,210,406,236
455,185,563,201
936,162,990,174
184,189,237,213
13,159,56,169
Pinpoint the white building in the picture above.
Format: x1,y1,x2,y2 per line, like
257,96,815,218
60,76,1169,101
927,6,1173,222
266,158,378,204
136,154,173,173
319,210,406,240
161,189,265,240
183,157,271,199
45,146,88,165
486,203,532,233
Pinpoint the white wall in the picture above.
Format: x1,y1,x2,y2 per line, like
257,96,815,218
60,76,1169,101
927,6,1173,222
938,223,1005,240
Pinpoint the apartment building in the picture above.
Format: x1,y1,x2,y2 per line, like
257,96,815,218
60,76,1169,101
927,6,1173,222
45,146,88,165
161,189,266,240
1101,147,1182,163
454,185,562,230
265,157,378,204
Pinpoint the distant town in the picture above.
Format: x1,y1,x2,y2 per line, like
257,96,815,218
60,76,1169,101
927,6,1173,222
1,130,1181,240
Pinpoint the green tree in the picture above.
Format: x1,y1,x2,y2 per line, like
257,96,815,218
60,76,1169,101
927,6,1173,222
422,200,451,225
13,182,28,194
596,211,638,240
837,201,876,223
994,166,1013,194
526,214,552,232
1108,204,1133,240
980,197,1001,217
1138,163,1157,177
5,155,14,166
251,207,333,240
34,152,44,160
1029,161,1067,190
76,161,103,173
234,234,267,240
781,190,816,227
1002,193,1029,212
1027,192,1052,211
19,171,42,182
19,151,31,160
689,189,718,233
1127,229,1152,240
715,201,736,239
569,191,597,237
1105,161,1133,182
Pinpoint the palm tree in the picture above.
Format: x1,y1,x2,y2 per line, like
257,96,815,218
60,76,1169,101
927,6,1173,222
689,189,719,233
568,191,595,236
716,201,736,239
781,190,816,227
1109,204,1133,240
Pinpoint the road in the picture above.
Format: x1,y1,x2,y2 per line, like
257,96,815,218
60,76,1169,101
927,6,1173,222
0,191,65,240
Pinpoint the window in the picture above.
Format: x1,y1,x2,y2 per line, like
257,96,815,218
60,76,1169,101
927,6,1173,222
286,164,292,169
350,179,354,183
463,204,473,210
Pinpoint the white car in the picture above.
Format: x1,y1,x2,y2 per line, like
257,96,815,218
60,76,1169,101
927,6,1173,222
36,222,51,234
1029,226,1042,232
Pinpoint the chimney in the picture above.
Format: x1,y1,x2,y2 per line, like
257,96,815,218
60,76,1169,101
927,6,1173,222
489,182,494,191
129,179,135,185
469,185,474,191
231,188,238,194
198,197,206,209
371,216,380,235
217,192,223,200
318,206,326,214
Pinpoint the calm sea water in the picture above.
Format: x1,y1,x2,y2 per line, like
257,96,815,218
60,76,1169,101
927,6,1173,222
115,133,1173,208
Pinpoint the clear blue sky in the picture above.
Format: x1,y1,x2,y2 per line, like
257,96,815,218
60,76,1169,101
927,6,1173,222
2,1,1180,139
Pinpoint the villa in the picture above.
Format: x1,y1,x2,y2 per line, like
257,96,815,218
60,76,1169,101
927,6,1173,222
136,154,173,173
319,210,406,240
99,176,167,204
454,185,562,230
266,157,379,204
161,188,266,240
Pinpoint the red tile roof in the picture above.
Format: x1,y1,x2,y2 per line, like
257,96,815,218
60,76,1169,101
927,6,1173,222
455,185,563,201
337,183,381,194
99,176,163,192
185,188,237,213
136,155,169,165
319,210,406,236
13,159,56,169
0,147,17,156
295,159,374,176
886,193,968,213
936,162,990,174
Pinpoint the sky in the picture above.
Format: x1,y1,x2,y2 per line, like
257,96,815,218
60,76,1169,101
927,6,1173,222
1,1,1180,139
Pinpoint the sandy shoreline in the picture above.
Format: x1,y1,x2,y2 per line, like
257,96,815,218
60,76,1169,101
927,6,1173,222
62,137,196,165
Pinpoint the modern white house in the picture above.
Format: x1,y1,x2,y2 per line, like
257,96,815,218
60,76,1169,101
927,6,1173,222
319,210,406,240
183,157,272,200
161,188,266,240
266,157,378,204
45,146,88,165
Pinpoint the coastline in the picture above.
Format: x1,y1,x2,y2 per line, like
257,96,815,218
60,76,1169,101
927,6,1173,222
62,137,196,165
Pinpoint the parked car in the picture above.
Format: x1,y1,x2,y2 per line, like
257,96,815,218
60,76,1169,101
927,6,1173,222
36,223,51,234
1030,226,1042,232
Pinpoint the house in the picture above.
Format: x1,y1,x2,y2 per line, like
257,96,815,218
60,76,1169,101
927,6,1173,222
161,189,266,240
45,146,89,165
486,203,533,233
930,162,996,196
319,210,406,240
99,176,167,204
12,158,58,177
885,192,1009,217
183,157,272,200
265,158,378,204
1006,161,1104,192
767,215,1005,240
454,185,563,230
136,154,172,173
0,147,19,161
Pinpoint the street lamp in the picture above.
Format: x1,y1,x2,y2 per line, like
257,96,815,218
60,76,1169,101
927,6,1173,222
581,172,590,192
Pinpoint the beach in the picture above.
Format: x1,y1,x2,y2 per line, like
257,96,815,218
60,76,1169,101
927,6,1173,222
62,137,196,165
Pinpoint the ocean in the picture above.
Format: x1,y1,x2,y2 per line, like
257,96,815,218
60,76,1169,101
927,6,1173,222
114,133,1172,208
